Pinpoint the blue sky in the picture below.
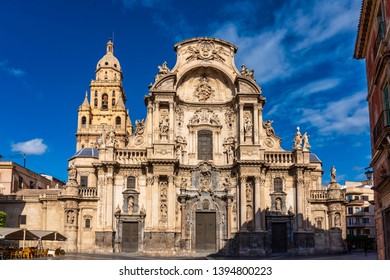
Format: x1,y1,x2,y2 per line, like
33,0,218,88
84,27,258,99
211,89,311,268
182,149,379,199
0,0,369,184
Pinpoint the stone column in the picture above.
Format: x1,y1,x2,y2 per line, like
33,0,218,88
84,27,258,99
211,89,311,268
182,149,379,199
106,173,114,230
259,173,266,230
152,175,159,229
168,175,175,230
296,172,304,230
227,197,232,239
240,176,247,229
147,101,153,146
239,104,244,144
145,176,153,230
154,102,160,143
254,176,261,231
169,102,174,143
253,105,259,145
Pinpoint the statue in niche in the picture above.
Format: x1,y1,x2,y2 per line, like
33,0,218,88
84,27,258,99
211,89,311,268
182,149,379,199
98,128,107,147
246,182,253,202
135,119,145,135
67,210,75,225
221,213,226,225
244,112,253,135
194,75,214,102
263,120,275,136
160,184,168,201
200,172,211,192
302,132,311,151
128,196,134,215
160,204,168,221
275,198,282,211
334,213,341,227
159,115,169,136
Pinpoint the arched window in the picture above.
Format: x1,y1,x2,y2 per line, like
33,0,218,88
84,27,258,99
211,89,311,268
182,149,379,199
116,116,121,128
127,176,136,189
81,116,87,128
102,94,108,109
94,98,98,108
94,91,98,97
274,178,283,192
112,90,115,97
198,130,213,160
112,98,116,106
85,218,91,228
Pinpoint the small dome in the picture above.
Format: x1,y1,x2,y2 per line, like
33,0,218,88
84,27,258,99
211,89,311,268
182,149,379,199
71,148,99,159
96,39,122,72
310,153,322,163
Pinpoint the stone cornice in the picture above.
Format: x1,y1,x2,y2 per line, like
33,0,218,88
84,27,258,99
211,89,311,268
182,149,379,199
354,0,375,59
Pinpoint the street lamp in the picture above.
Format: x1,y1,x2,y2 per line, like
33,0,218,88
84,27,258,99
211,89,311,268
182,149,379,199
365,168,373,186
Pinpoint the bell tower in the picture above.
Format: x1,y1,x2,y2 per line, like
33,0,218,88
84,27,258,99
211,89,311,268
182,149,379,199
76,39,132,151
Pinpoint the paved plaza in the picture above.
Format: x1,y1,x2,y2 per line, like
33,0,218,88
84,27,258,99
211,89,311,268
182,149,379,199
48,250,377,260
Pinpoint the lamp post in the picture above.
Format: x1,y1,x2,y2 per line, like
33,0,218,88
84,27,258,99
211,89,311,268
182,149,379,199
365,168,373,186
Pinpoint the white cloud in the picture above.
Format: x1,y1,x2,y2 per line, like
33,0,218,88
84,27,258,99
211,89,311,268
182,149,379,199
213,24,291,83
297,91,369,135
289,78,341,98
11,139,48,155
0,60,25,77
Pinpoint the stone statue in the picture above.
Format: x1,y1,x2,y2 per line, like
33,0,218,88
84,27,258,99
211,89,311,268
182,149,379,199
180,178,188,189
194,75,214,102
159,116,169,136
334,213,341,227
244,113,252,135
302,132,311,151
331,165,336,182
263,120,275,136
240,64,255,79
68,163,77,180
135,119,145,135
293,127,302,150
157,61,170,74
108,129,116,146
67,210,75,225
275,198,282,211
128,197,134,215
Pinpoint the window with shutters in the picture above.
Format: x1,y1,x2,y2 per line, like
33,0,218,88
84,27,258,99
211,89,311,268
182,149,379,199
197,130,213,160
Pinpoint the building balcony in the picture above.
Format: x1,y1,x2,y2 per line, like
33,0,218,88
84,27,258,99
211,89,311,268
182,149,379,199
373,109,390,148
346,223,366,228
346,199,365,206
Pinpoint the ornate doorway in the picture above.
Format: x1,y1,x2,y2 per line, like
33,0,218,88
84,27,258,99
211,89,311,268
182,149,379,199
196,212,216,251
122,222,138,252
271,222,287,253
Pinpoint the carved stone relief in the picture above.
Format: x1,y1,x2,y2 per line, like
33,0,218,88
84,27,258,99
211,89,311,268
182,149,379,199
184,40,227,62
194,75,214,102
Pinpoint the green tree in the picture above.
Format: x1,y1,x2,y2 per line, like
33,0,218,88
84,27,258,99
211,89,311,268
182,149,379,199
0,211,7,227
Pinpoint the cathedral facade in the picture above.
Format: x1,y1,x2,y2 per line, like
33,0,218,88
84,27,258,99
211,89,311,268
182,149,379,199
1,37,346,256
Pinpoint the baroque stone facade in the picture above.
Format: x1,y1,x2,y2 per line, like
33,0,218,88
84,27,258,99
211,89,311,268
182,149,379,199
0,37,346,256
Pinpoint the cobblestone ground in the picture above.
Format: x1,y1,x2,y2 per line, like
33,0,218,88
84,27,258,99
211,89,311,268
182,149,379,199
49,250,377,260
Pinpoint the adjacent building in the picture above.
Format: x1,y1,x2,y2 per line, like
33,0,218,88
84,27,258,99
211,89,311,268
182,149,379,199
0,37,346,256
343,181,376,249
354,0,390,259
